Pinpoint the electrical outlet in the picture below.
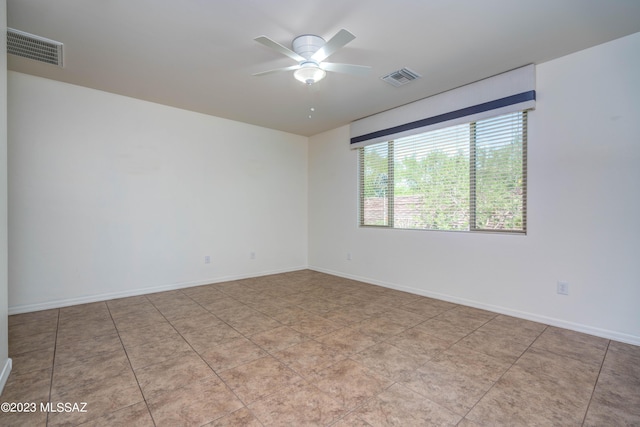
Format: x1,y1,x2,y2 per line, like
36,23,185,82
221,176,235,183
347,252,352,261
250,252,256,260
557,281,569,295
204,256,211,264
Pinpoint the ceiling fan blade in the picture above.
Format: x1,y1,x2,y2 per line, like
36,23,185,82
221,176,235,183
320,62,371,76
311,29,355,62
254,36,305,62
252,64,301,77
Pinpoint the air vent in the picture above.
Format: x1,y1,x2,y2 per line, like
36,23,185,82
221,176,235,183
7,28,63,67
381,67,421,87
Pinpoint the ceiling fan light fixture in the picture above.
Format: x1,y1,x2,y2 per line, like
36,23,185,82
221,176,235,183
294,62,326,85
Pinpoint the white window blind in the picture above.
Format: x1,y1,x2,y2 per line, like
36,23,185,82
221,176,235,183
360,111,527,233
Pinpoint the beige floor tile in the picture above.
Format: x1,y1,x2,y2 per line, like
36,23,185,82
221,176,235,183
414,317,471,344
249,325,309,352
135,351,216,399
145,289,189,304
583,407,640,427
9,316,58,337
319,305,372,325
346,302,390,318
353,316,409,341
477,314,546,343
234,291,282,306
106,295,152,313
433,306,495,331
0,407,48,426
531,326,609,366
354,383,461,426
223,310,282,336
274,340,346,377
515,346,600,390
107,296,158,321
204,407,262,427
8,347,54,377
456,329,531,363
56,318,118,343
351,342,427,382
117,321,180,348
380,307,428,327
8,329,57,357
199,297,247,314
430,344,513,382
180,324,242,354
54,332,123,366
154,300,210,322
76,401,154,426
124,333,193,369
584,369,640,425
112,310,168,332
49,352,144,426
401,359,495,415
295,297,342,314
386,326,451,359
8,308,59,327
147,376,243,427
218,356,302,404
200,337,268,372
465,364,593,426
258,305,310,324
402,298,458,318
59,302,111,324
331,413,374,427
248,381,346,426
214,305,263,323
171,312,226,334
5,271,637,426
456,418,483,427
316,327,378,356
180,283,225,299
287,313,342,338
312,359,393,409
601,339,640,379
1,368,51,402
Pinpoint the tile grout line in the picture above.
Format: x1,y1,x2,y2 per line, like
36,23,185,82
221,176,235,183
580,339,611,426
148,289,269,426
106,297,158,427
45,309,61,427
459,323,550,422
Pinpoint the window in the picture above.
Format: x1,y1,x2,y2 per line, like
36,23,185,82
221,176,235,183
360,111,527,233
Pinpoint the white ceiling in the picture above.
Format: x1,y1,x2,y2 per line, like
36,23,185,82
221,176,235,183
7,0,640,137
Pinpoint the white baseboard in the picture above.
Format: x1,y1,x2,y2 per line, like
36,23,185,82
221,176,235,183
309,265,640,346
0,358,12,395
8,266,308,315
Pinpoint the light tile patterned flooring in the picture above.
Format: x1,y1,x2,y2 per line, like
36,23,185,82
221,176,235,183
2,270,639,426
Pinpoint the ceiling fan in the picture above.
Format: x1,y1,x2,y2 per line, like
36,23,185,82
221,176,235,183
252,29,371,85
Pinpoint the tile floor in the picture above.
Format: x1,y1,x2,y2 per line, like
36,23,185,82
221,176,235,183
2,270,639,426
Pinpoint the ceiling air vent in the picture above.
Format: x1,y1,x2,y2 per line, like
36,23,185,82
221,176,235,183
7,28,63,67
381,67,421,87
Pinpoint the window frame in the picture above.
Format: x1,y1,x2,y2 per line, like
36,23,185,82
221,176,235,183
358,111,528,234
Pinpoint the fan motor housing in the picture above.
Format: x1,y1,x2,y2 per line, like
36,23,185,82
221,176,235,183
292,34,325,59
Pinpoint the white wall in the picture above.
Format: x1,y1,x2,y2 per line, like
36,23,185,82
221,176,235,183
308,33,640,345
0,0,11,393
8,72,308,312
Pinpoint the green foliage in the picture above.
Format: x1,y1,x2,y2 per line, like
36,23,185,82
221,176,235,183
475,137,524,230
394,150,470,230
